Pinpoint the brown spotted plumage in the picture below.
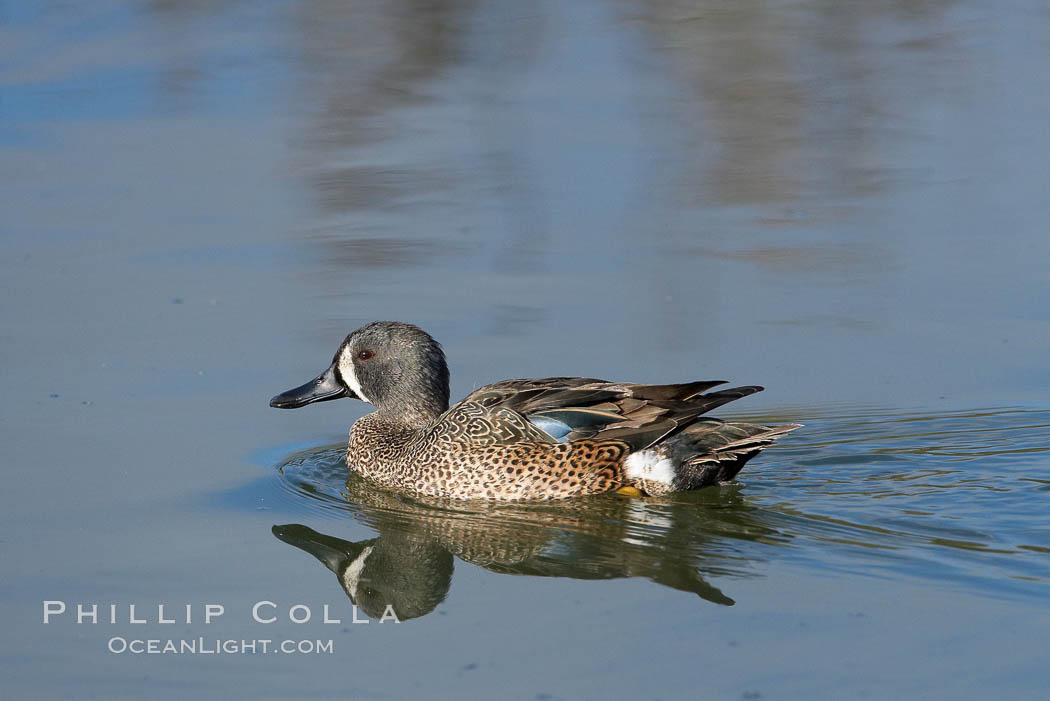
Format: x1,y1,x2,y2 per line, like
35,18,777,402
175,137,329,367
271,321,800,501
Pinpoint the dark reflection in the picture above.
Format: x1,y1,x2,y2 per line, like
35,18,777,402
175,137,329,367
272,458,796,620
273,524,453,621
271,402,1050,616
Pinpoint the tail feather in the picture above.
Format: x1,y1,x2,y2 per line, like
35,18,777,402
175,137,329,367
674,421,801,490
682,448,764,488
624,421,801,495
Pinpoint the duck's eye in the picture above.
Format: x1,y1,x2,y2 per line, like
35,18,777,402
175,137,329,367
357,350,374,361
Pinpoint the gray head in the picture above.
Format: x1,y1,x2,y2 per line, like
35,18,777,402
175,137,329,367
270,321,450,425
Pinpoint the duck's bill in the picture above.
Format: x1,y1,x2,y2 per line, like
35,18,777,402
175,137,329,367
269,365,356,408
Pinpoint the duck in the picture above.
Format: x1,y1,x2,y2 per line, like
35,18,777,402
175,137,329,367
270,321,799,501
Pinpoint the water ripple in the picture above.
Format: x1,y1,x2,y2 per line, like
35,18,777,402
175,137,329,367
272,405,1050,604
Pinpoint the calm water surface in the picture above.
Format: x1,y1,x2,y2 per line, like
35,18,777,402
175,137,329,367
2,1,1049,699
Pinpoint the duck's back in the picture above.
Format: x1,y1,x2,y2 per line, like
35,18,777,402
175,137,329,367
349,377,798,500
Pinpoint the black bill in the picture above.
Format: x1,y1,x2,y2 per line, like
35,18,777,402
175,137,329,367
269,364,354,408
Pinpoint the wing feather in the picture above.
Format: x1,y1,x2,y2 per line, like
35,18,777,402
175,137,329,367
455,377,765,448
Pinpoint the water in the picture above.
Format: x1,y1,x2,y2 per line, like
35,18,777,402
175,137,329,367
271,406,1050,616
3,1,1049,699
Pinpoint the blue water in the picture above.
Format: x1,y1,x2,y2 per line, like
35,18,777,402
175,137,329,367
2,1,1049,699
271,405,1050,612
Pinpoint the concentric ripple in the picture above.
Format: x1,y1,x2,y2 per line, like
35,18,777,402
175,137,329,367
274,405,1050,601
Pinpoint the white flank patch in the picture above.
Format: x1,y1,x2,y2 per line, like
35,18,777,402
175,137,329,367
341,545,374,600
339,350,372,404
624,449,675,485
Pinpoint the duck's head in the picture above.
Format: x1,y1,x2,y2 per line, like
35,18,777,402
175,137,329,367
270,321,450,425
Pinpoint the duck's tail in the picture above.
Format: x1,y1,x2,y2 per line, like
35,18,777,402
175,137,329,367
623,420,801,496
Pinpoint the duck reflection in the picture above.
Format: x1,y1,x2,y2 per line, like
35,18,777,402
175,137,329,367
274,471,788,620
273,524,453,621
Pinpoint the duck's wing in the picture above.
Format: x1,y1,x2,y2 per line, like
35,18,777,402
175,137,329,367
460,377,765,450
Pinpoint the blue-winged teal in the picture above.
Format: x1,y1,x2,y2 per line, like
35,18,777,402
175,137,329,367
271,321,799,500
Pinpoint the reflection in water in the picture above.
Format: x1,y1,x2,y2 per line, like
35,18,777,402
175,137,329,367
274,523,454,621
272,450,803,619
7,0,1049,695
274,406,1050,616
115,0,1049,409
